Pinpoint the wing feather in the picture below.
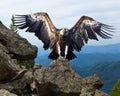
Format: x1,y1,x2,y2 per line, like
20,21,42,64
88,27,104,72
70,16,114,51
14,12,57,50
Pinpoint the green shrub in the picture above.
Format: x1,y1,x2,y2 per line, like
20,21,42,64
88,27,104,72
110,79,120,96
18,60,33,69
9,15,18,33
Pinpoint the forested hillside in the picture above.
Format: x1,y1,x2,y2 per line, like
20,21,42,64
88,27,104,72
110,79,120,96
74,61,120,93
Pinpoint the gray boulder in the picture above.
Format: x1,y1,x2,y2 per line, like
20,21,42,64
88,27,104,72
0,48,18,82
0,89,18,96
0,21,38,82
0,21,37,60
33,57,108,96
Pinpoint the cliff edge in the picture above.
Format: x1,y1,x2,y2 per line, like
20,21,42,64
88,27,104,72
0,21,109,96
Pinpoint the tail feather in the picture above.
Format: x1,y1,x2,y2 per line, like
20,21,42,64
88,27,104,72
66,50,76,60
48,50,59,60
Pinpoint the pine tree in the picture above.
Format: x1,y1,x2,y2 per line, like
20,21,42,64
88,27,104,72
9,15,18,33
110,79,120,96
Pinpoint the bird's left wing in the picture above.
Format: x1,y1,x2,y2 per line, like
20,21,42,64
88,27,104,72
69,16,114,51
14,12,57,50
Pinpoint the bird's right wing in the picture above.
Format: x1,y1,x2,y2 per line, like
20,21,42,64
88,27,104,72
69,16,114,51
14,12,58,50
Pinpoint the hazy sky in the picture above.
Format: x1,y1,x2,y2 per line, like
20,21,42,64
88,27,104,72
0,0,120,46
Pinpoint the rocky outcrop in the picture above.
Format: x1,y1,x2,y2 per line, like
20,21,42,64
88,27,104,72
0,21,109,96
0,21,37,60
34,57,83,96
0,48,19,82
0,57,109,96
0,89,18,96
33,57,108,96
0,21,37,82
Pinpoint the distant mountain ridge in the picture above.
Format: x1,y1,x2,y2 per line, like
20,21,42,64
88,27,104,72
80,43,120,53
75,61,120,93
71,53,120,67
37,43,120,56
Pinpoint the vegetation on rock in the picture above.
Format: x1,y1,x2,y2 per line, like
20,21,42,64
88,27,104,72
9,15,18,33
110,79,120,96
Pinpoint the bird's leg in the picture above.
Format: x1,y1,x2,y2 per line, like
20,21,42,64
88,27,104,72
57,43,61,57
65,45,68,58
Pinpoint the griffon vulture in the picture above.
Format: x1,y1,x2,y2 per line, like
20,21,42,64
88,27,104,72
14,12,114,60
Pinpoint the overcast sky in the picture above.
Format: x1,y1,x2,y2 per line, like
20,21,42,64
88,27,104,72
0,0,120,46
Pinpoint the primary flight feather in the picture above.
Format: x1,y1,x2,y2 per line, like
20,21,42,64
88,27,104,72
14,12,114,60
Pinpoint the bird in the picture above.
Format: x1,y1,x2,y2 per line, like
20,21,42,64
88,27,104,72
14,12,114,60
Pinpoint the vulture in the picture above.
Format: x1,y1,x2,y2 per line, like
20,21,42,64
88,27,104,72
14,12,114,60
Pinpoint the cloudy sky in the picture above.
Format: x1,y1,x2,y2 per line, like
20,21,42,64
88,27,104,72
0,0,120,47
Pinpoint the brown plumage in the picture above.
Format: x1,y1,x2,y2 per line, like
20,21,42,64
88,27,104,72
14,12,114,60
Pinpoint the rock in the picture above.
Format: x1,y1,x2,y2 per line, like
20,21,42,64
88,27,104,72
34,57,82,96
0,56,109,96
0,21,109,96
0,49,19,82
80,86,95,96
0,47,28,82
94,89,110,96
9,69,27,81
0,70,34,96
0,21,38,82
0,21,37,60
33,63,42,69
0,89,18,96
82,74,103,89
33,57,105,96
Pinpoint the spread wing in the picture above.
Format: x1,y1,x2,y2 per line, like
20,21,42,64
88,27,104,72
70,16,114,51
14,12,57,50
